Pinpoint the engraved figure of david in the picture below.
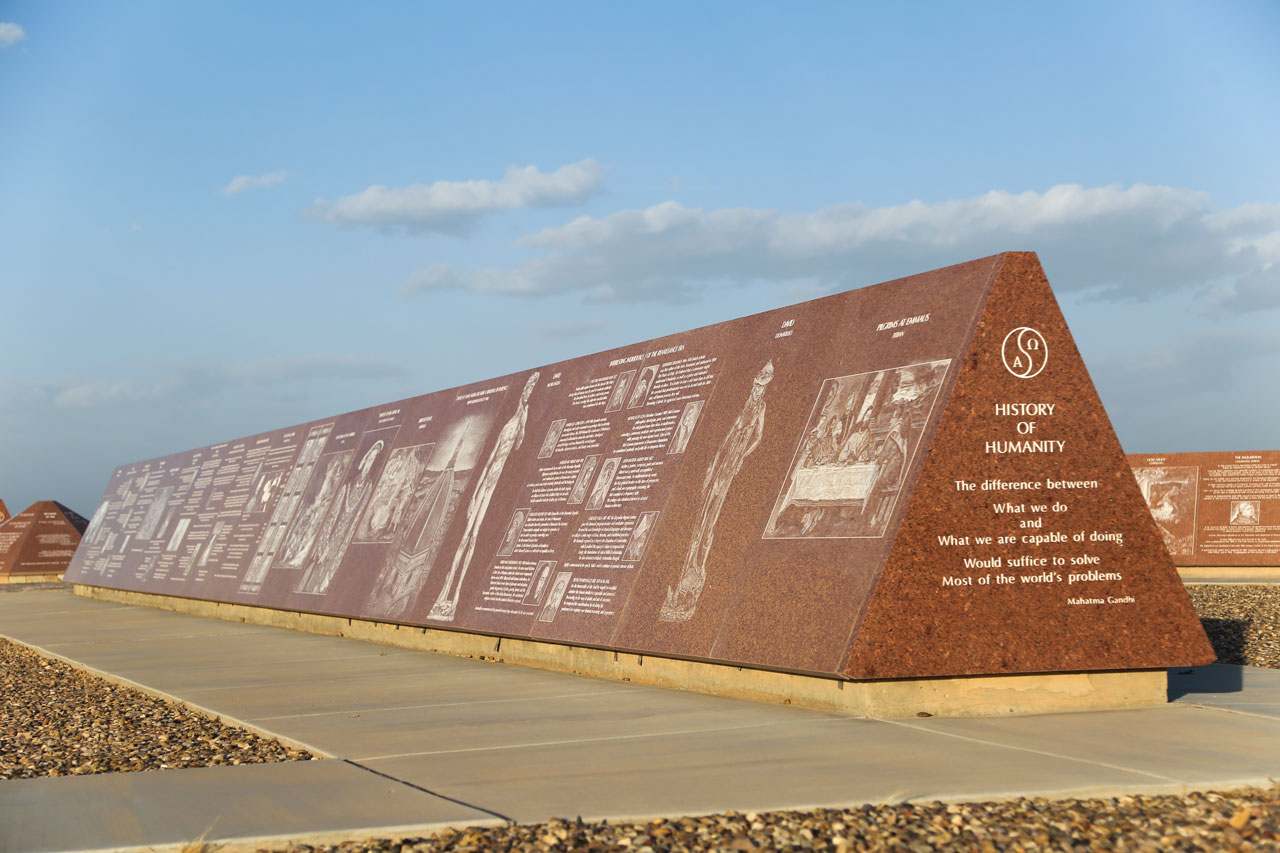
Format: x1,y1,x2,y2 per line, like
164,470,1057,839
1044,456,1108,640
659,361,772,622
428,372,540,621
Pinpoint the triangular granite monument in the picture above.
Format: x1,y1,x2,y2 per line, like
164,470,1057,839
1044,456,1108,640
0,501,89,582
0,498,9,525
66,253,1213,695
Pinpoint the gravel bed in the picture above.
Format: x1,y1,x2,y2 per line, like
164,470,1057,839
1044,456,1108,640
0,638,312,778
260,787,1280,852
1187,584,1280,669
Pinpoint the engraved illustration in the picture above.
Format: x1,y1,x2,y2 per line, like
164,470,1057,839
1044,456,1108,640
239,423,334,594
660,361,772,622
537,419,567,459
354,443,435,544
568,455,601,505
522,560,556,606
428,372,540,622
84,501,111,546
1132,465,1198,556
197,520,226,567
278,451,353,570
165,518,191,552
245,466,284,515
584,457,622,511
496,508,529,557
136,486,173,540
604,370,636,414
1231,500,1261,525
622,511,660,562
296,431,394,595
627,365,659,409
537,571,573,622
763,359,950,540
667,400,705,455
364,416,494,620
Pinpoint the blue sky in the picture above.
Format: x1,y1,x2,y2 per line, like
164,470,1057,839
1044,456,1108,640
2,1,1278,515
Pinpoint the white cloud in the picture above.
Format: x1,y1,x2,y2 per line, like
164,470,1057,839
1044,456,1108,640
50,355,404,410
0,22,25,48
400,184,1280,313
306,159,606,234
219,170,289,196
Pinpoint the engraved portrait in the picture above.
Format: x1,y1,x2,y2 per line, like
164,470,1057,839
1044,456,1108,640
496,508,530,557
604,370,636,414
622,511,660,562
763,359,950,540
627,365,659,409
584,456,622,511
278,451,352,570
1231,500,1261,526
239,422,335,595
296,431,394,596
667,400,705,455
568,455,601,505
84,500,111,546
245,467,284,515
136,486,173,540
537,571,573,622
430,372,541,622
522,560,556,606
537,419,567,459
1132,465,1199,555
661,361,771,622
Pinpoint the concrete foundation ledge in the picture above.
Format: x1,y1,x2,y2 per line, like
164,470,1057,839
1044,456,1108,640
1178,565,1280,581
0,573,64,584
73,585,1168,719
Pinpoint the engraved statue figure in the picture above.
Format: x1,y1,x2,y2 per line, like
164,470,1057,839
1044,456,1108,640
296,440,384,595
428,372,540,621
659,361,772,622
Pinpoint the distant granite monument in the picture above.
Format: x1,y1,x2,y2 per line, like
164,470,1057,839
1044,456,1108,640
0,501,89,583
0,498,9,525
66,253,1212,685
1129,450,1279,568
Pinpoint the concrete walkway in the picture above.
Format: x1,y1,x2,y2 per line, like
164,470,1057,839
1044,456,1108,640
1,587,1278,852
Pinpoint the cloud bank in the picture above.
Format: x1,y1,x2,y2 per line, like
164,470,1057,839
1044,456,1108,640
306,159,606,234
401,184,1280,313
43,355,405,411
220,171,289,196
0,22,24,48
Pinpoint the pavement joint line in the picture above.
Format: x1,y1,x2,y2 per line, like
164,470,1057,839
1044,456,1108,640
342,758,517,824
251,689,626,721
353,720,786,762
875,717,1183,784
1174,700,1280,721
0,631,336,760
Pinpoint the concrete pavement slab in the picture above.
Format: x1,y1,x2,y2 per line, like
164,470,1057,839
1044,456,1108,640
0,759,501,853
3,586,1280,849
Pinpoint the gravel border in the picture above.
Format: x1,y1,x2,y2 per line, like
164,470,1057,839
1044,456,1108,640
0,638,312,779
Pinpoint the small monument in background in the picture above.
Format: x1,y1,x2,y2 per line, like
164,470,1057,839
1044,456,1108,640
0,498,9,525
1129,450,1280,576
0,501,89,583
66,253,1213,715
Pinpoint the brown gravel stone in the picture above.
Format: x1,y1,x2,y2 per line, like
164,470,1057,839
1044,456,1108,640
1187,585,1280,669
0,638,312,779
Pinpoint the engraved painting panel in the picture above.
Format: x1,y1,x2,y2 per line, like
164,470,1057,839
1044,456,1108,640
1132,465,1199,556
364,412,498,620
763,359,950,539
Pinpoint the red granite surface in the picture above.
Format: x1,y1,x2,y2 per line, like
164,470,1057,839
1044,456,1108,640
64,253,1213,677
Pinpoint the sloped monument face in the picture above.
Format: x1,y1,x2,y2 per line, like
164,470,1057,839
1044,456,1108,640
0,499,9,524
65,253,1213,678
1128,450,1280,566
0,501,89,579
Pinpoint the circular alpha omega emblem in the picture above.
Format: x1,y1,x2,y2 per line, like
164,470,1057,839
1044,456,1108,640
1001,326,1048,379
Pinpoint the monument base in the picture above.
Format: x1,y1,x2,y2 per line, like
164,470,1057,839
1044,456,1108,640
1177,566,1280,582
72,585,1168,718
1,573,64,585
